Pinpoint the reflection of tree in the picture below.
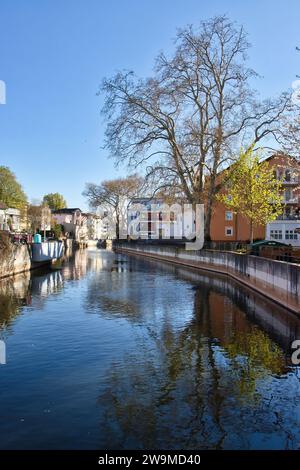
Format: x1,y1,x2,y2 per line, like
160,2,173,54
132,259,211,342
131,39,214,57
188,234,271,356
142,257,300,352
96,284,294,450
225,327,285,398
0,273,31,332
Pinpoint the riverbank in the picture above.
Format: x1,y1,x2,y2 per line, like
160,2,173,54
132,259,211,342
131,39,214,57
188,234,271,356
0,239,74,279
115,244,300,315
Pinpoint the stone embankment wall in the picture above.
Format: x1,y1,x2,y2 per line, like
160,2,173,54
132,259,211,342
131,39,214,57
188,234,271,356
0,244,31,279
0,240,71,279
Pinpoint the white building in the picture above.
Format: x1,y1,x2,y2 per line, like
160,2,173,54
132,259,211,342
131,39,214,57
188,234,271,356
127,198,196,240
0,204,21,231
265,155,300,247
85,213,108,240
266,218,300,247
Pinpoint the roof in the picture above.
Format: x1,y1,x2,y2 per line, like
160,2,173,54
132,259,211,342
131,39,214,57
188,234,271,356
82,212,100,218
211,153,300,180
263,153,300,165
52,208,81,214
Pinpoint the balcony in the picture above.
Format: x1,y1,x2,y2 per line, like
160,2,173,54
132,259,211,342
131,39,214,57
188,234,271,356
283,177,299,185
284,197,299,204
276,214,300,221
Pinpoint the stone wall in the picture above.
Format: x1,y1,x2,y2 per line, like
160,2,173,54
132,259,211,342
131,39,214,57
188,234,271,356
0,244,31,279
0,240,66,279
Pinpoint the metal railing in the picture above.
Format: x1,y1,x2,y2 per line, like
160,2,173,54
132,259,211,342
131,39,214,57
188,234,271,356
275,214,300,220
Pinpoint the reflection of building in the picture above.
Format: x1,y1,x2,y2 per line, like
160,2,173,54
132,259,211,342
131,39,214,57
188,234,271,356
0,203,21,231
30,270,63,298
62,249,88,280
210,154,300,245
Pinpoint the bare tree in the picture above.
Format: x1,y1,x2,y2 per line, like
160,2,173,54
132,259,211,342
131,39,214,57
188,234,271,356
83,175,144,239
101,15,289,240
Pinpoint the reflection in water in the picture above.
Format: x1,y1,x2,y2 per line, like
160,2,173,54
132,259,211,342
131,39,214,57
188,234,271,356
0,273,31,332
0,248,299,449
96,282,298,450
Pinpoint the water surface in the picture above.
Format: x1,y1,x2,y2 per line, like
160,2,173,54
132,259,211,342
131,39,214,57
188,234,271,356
0,248,299,450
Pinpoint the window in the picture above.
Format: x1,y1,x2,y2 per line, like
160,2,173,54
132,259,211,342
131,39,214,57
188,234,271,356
270,230,282,240
225,226,233,236
285,189,292,201
170,211,176,221
225,211,233,221
285,169,291,182
285,230,298,240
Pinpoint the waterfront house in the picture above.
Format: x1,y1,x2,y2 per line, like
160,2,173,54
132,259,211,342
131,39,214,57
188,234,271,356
127,197,195,240
83,212,108,240
52,208,88,242
209,154,300,246
0,203,21,231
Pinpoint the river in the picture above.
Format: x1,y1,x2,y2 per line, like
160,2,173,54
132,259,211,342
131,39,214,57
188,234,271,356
0,248,299,449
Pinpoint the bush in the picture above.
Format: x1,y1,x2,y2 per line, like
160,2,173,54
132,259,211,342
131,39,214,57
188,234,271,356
0,231,11,251
52,223,63,239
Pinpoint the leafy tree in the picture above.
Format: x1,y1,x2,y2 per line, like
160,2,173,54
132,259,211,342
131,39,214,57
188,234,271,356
0,166,27,209
27,204,43,233
217,147,284,243
42,192,66,210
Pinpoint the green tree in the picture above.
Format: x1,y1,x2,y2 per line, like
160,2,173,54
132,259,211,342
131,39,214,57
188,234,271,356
217,147,284,243
0,166,27,209
42,192,66,210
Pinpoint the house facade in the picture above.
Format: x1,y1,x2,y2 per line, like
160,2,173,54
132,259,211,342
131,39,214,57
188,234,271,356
0,203,21,232
84,213,108,240
52,208,109,241
127,198,195,240
52,208,88,242
209,154,300,245
265,155,300,246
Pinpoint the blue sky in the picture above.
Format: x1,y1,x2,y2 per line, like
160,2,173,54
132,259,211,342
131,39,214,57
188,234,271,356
0,0,299,209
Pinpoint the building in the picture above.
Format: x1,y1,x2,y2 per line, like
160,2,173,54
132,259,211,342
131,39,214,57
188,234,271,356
265,155,300,246
209,154,300,245
52,208,88,242
84,213,108,240
0,203,21,231
127,197,195,240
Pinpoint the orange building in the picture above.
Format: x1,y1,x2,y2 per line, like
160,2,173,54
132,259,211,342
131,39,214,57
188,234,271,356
209,154,300,243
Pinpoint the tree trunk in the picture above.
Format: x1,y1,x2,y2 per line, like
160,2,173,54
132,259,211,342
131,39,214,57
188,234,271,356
204,202,212,242
116,212,120,239
250,219,254,244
